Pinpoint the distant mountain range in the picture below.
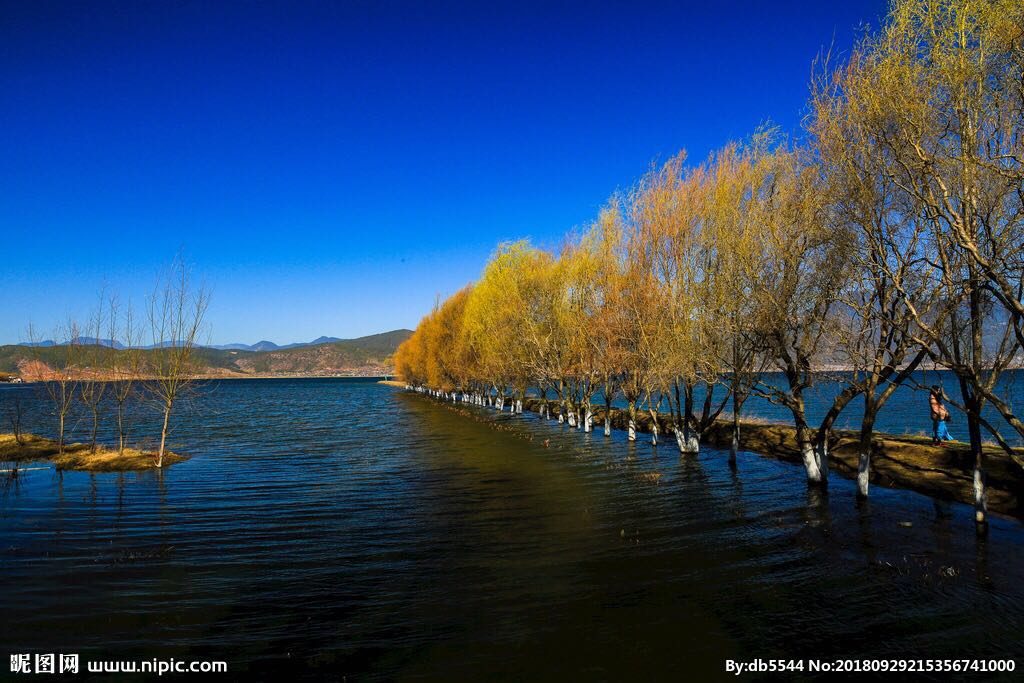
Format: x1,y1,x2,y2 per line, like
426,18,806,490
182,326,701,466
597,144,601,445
1,329,414,378
18,334,382,352
208,336,345,352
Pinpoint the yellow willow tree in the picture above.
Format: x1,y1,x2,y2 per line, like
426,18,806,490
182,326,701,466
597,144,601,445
514,246,571,421
810,32,944,501
423,287,473,399
462,242,549,412
617,172,673,444
394,323,428,388
750,145,854,487
833,0,1024,529
703,137,775,466
657,151,745,455
572,204,627,435
632,150,705,451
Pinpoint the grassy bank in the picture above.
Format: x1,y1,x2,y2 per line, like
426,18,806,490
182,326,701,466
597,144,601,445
378,380,406,387
515,397,1024,519
0,433,189,472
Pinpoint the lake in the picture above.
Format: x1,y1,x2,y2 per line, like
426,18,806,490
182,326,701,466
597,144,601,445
1,378,1023,679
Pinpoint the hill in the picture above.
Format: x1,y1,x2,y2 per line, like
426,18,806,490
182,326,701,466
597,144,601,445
0,329,413,379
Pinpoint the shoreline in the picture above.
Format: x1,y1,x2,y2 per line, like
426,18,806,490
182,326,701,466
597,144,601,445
407,392,1024,520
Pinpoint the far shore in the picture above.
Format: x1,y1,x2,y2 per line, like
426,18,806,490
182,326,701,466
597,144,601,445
2,373,393,384
0,433,188,472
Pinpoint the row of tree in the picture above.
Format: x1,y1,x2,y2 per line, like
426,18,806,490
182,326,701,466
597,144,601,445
395,0,1024,532
15,260,209,468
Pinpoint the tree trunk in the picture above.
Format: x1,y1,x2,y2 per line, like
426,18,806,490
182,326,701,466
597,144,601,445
796,421,822,484
627,401,637,441
117,401,126,454
674,420,685,453
730,409,740,468
968,407,987,532
856,413,876,499
157,401,172,468
681,384,698,453
604,396,612,436
90,408,100,453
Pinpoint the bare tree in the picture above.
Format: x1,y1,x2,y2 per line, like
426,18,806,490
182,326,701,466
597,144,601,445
29,320,81,456
6,395,26,446
145,259,209,467
109,296,142,455
78,293,109,453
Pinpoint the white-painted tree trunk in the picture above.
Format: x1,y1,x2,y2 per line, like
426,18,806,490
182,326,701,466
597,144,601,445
603,415,611,437
674,428,685,453
729,418,740,466
857,451,870,498
801,442,822,483
974,466,987,525
628,419,636,441
558,412,564,424
567,409,576,428
679,430,698,454
815,441,830,486
584,409,593,433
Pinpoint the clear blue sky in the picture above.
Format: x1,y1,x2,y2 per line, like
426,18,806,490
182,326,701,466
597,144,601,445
1,0,887,345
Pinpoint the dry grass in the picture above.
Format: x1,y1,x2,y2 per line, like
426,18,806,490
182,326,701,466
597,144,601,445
0,433,189,472
377,380,406,387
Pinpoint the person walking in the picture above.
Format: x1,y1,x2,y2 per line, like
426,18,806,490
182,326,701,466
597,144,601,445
929,385,953,444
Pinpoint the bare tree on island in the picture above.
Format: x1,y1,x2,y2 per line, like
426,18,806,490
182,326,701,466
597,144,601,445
6,395,26,447
78,292,110,453
145,259,209,468
28,320,81,456
109,296,142,455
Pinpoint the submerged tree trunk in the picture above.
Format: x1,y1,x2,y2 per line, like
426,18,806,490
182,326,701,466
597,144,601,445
730,408,740,468
604,395,612,436
157,401,172,468
90,408,100,453
794,412,822,485
627,401,637,441
58,412,66,456
681,383,698,454
117,401,126,454
967,402,987,532
856,411,876,499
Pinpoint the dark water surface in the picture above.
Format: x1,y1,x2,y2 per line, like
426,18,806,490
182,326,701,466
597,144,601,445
2,379,1023,680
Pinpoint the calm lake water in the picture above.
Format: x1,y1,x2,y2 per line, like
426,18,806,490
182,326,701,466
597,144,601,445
1,378,1023,679
600,369,1024,445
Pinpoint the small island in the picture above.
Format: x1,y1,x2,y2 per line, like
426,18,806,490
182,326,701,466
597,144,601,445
0,433,188,472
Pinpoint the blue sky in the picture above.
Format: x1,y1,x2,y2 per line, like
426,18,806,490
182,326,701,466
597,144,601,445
1,0,887,345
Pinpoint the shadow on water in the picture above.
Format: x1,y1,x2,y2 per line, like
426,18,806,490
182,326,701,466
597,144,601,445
0,380,1022,679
